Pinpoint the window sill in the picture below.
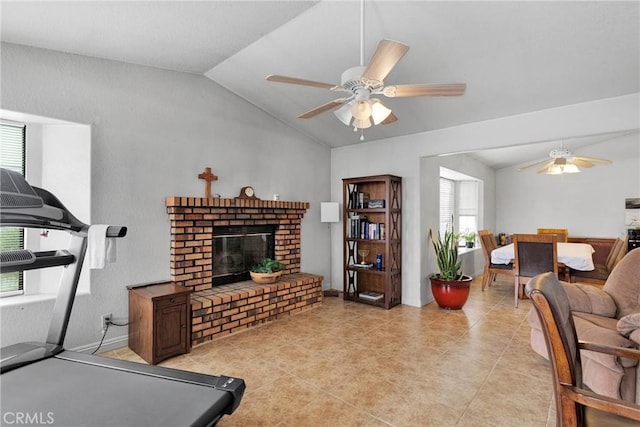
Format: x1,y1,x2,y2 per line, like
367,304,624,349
0,289,89,308
458,246,480,256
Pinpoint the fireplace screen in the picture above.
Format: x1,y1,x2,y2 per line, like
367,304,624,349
212,225,275,285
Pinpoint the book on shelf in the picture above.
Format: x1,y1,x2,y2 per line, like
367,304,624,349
347,214,386,240
347,214,367,238
358,291,384,301
348,185,358,209
358,192,370,209
349,263,373,269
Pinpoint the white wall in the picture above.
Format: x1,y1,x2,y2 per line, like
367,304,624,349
330,94,639,307
24,124,92,295
0,43,331,350
495,133,638,238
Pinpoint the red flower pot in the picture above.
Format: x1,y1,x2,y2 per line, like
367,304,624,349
430,275,472,310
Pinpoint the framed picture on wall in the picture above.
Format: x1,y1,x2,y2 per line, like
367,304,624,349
625,198,640,227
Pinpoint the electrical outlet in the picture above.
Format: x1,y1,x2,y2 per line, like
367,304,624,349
101,314,111,332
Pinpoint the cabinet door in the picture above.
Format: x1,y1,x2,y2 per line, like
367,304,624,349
154,303,187,360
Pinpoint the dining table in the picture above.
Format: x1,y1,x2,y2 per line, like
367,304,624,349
491,242,595,280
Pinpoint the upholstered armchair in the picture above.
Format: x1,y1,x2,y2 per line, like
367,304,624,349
528,248,640,403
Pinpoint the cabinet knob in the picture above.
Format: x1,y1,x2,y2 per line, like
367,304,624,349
170,298,175,303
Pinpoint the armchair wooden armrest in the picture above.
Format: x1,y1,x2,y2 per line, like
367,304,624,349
579,341,640,360
565,385,640,421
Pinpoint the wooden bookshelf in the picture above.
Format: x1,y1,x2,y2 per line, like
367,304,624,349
342,174,402,309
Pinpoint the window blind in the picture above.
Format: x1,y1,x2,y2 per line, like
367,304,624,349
0,121,26,295
439,177,455,236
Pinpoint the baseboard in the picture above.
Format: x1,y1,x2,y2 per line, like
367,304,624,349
70,334,129,354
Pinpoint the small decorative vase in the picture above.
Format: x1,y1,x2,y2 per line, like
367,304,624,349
250,271,282,284
430,275,473,310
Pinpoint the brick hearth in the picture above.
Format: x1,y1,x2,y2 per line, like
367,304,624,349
166,197,323,346
190,273,322,345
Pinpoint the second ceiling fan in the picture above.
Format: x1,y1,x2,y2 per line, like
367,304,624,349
265,2,466,139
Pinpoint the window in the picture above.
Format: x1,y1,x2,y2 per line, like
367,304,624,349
439,177,455,236
0,120,26,296
439,168,480,246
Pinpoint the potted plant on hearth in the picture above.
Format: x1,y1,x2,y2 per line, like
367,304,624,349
462,230,476,248
428,220,473,310
250,258,285,284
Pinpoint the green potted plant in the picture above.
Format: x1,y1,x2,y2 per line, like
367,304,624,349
462,230,476,248
250,258,285,284
428,220,472,309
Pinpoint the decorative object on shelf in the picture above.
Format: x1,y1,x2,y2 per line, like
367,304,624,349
198,167,218,199
376,253,383,271
367,199,385,209
249,257,285,284
462,230,476,248
429,219,472,310
237,186,258,199
358,249,370,265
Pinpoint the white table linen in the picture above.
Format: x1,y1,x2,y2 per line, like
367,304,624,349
491,242,595,271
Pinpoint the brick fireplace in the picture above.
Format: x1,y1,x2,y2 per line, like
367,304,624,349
166,196,323,345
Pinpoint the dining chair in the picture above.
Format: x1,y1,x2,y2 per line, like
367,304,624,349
513,233,558,307
570,237,625,285
478,229,514,291
525,272,640,426
537,227,568,243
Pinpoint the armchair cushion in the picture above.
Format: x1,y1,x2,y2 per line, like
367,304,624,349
561,282,617,317
603,248,640,318
618,313,640,337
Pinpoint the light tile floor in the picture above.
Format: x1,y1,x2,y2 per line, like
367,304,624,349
102,276,557,426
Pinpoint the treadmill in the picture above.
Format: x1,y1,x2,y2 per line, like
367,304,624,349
0,168,245,426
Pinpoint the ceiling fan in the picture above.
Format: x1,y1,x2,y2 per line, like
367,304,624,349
265,2,466,140
519,148,612,175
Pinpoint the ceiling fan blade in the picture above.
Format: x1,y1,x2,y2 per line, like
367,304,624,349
298,98,348,119
383,83,467,98
266,74,338,90
380,112,398,125
573,156,612,164
519,159,552,171
571,158,594,168
361,39,409,83
536,160,556,174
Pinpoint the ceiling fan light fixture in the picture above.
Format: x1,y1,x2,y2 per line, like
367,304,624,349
562,163,580,174
546,165,563,175
370,100,392,125
353,118,372,129
351,100,372,120
334,102,354,126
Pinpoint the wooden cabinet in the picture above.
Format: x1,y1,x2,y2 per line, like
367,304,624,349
342,175,402,309
127,282,191,364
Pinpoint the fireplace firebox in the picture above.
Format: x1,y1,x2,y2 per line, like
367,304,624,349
212,225,276,286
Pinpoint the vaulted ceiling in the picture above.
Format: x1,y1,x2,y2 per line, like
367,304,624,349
2,1,639,153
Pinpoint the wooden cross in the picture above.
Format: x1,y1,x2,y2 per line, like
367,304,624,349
198,167,218,198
